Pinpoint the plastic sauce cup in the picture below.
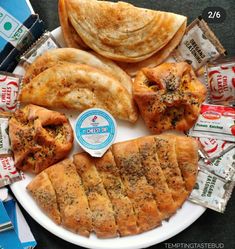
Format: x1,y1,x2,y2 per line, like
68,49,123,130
75,108,117,157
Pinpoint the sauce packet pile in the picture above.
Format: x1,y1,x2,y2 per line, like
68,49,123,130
189,104,235,211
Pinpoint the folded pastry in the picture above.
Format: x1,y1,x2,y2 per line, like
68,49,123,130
9,104,73,173
27,134,198,238
58,0,88,49
117,21,187,76
20,62,138,123
133,62,207,134
23,48,133,94
65,0,186,62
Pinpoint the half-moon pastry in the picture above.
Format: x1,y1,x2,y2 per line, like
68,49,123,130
65,0,187,62
20,62,138,123
133,62,207,134
58,0,88,49
9,104,73,173
23,48,133,94
117,21,187,76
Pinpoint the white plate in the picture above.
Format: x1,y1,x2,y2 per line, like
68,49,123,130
11,27,206,249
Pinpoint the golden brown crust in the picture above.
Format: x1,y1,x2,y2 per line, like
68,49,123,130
73,153,117,238
117,21,187,76
165,134,199,192
154,135,189,208
9,104,73,173
94,150,138,236
28,134,198,237
45,159,92,236
136,136,177,219
133,62,207,134
20,63,138,123
58,0,88,49
66,0,186,62
27,171,61,225
23,48,133,94
112,140,161,233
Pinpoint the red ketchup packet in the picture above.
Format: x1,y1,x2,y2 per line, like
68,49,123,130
189,104,235,142
205,57,235,106
0,72,22,112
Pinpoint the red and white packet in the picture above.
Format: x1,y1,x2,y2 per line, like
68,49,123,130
205,57,235,105
0,117,11,155
197,137,235,161
0,156,22,187
189,104,235,142
0,72,22,112
189,168,234,213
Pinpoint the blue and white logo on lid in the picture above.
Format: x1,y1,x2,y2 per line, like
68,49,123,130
75,108,117,157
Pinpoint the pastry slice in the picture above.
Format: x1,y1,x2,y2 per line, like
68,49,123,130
23,48,133,94
58,0,88,49
165,134,199,192
94,150,138,236
133,62,207,133
73,152,117,238
66,0,186,62
154,135,189,208
118,21,187,76
136,136,177,219
20,63,137,123
27,171,61,225
112,140,161,233
45,159,92,236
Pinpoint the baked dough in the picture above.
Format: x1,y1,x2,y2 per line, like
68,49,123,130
27,171,61,224
65,0,186,62
46,159,93,236
136,136,176,219
94,150,138,236
9,104,73,173
23,48,133,94
58,0,88,49
117,21,187,76
133,62,207,134
73,153,117,238
20,62,138,123
112,139,162,233
27,134,198,237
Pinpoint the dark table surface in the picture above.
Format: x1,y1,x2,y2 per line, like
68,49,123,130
12,1,235,249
